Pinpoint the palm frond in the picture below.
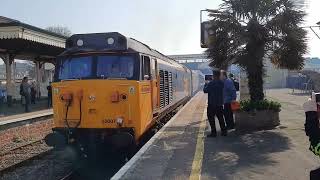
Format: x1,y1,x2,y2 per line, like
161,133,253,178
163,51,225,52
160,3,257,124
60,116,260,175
206,0,307,101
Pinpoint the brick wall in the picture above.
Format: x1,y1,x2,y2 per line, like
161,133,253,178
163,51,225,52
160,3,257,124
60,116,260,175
0,119,53,151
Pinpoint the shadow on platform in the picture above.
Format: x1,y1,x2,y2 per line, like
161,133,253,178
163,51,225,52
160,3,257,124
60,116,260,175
201,131,291,179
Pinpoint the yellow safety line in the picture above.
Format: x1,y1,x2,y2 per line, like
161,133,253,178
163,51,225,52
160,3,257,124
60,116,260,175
189,107,207,180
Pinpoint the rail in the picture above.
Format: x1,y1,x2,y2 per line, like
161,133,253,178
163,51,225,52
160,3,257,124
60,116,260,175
59,171,75,180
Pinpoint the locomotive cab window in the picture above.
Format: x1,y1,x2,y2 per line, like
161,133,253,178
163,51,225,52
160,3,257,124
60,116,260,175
57,56,93,80
97,55,136,79
54,54,140,81
142,55,151,80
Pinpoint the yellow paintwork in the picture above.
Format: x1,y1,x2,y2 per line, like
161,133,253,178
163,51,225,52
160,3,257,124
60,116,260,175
52,80,154,141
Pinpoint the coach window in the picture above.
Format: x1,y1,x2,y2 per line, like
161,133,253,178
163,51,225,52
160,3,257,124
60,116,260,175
142,56,151,80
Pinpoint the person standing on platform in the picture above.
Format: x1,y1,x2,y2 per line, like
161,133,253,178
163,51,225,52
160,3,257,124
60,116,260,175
0,89,5,116
221,70,237,130
47,83,52,108
30,82,36,104
203,70,227,137
20,77,31,112
229,73,240,92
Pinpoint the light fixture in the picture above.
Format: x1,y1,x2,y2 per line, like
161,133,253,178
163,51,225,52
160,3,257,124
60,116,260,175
116,117,124,126
77,39,84,46
107,37,115,45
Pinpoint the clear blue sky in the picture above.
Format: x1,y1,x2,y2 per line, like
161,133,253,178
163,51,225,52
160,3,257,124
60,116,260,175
0,0,319,57
0,0,220,55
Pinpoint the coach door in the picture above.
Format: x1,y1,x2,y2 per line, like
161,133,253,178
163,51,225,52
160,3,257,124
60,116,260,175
142,56,158,111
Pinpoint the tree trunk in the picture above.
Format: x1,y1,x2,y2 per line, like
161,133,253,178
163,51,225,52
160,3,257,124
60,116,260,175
247,61,264,101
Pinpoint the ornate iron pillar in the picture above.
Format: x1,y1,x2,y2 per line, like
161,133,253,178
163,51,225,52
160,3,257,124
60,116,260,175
4,53,15,106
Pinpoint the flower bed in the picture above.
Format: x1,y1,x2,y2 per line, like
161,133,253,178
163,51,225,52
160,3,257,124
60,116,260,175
235,100,281,132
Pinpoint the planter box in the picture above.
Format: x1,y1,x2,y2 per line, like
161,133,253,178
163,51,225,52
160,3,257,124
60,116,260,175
235,110,280,132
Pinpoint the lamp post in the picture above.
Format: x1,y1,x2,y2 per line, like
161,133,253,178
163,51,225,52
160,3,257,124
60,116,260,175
306,21,320,40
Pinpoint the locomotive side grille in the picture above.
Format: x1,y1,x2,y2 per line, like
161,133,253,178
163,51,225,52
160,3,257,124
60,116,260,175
159,70,165,108
159,70,173,108
168,72,173,104
164,71,169,106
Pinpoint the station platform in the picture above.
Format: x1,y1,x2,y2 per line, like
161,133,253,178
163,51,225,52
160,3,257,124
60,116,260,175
0,98,51,118
112,90,320,180
0,108,52,126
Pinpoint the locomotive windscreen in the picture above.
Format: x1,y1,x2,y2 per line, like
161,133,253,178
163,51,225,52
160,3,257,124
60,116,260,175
54,54,140,81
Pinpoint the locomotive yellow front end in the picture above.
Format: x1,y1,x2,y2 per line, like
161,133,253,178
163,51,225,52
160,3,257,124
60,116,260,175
51,80,142,148
52,80,140,130
45,33,154,152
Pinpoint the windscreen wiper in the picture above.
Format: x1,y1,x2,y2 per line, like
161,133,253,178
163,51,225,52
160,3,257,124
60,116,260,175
61,78,80,82
106,77,127,80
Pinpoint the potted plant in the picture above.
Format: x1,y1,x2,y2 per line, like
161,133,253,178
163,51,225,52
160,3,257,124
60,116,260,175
235,99,281,132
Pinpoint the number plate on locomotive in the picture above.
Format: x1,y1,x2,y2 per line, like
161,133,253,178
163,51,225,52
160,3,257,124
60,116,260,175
102,119,115,123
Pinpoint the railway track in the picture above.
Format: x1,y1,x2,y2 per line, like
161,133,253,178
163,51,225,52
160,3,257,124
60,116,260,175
0,140,52,174
0,105,180,179
59,171,75,180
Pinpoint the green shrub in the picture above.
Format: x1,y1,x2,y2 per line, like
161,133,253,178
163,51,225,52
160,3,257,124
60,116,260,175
240,99,281,112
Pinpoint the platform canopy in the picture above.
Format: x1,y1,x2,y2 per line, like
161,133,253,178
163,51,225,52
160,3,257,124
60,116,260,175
0,16,66,63
0,16,68,104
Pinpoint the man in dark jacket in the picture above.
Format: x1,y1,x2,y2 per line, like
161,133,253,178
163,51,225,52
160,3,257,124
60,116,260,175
20,77,31,112
203,70,227,137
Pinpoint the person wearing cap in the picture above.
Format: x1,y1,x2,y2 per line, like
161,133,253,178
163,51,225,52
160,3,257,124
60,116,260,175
203,70,227,137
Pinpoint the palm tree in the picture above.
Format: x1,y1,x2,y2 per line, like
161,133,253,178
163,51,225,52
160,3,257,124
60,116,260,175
206,0,307,101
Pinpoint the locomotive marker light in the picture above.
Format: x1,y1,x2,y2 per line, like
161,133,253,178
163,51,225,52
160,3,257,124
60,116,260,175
77,39,84,46
116,117,124,127
111,91,120,102
107,37,115,45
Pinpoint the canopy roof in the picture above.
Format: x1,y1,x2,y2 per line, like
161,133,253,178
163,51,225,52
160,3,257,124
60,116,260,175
0,16,67,62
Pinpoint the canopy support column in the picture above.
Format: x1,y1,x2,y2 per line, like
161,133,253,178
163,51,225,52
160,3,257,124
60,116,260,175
4,53,15,107
34,61,42,98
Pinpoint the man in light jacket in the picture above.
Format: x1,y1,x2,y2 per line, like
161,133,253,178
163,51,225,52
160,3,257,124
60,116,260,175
221,70,237,129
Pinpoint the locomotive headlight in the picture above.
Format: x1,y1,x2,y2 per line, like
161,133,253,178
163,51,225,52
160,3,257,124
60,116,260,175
107,37,115,45
77,39,84,46
116,117,124,126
